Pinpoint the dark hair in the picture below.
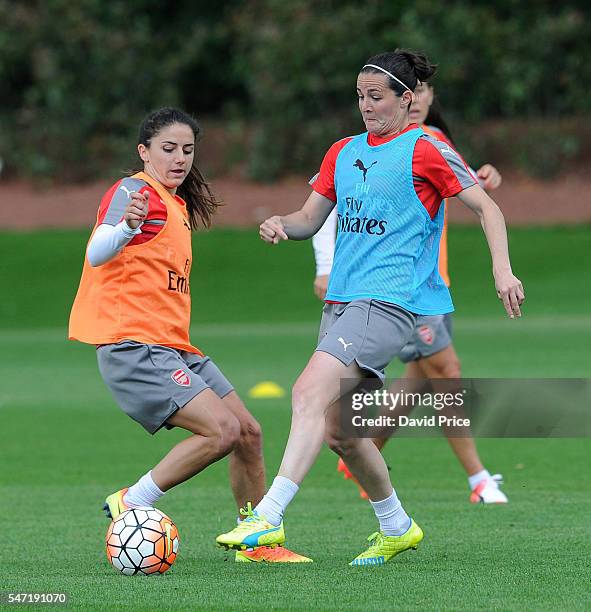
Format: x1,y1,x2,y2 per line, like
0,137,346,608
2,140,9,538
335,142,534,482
424,91,455,145
137,107,219,229
361,49,437,96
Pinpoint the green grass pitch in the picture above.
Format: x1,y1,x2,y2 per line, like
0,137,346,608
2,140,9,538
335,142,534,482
1,226,589,610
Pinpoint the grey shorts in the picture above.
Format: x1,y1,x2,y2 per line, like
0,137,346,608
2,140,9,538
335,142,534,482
317,299,416,381
398,313,453,363
97,341,234,434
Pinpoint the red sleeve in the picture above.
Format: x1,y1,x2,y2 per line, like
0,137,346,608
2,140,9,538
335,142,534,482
414,137,476,199
424,126,479,181
96,181,168,245
412,135,477,219
310,137,354,202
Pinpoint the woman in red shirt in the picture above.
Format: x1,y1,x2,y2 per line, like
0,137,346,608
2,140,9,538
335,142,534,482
316,83,509,504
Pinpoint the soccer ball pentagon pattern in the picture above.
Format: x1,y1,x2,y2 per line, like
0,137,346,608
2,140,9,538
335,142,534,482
106,507,179,575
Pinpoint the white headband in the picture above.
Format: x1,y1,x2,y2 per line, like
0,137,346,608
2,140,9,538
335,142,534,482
362,64,412,93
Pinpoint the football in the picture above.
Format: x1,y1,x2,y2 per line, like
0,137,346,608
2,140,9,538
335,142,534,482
105,507,179,576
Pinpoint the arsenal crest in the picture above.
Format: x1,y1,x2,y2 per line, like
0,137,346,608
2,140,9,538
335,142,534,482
171,368,191,387
418,325,434,345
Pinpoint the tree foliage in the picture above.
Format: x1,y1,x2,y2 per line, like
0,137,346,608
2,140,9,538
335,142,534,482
0,0,588,180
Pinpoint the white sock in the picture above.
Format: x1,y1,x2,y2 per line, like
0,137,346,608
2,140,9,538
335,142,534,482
468,469,491,490
370,490,411,536
123,471,165,508
254,476,299,526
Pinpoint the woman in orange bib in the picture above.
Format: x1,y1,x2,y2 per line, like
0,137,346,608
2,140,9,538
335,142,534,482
69,107,310,563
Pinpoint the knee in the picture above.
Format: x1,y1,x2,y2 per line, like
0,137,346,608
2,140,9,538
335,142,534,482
325,431,356,457
440,358,461,379
237,417,263,456
432,356,461,379
291,380,322,420
212,414,241,458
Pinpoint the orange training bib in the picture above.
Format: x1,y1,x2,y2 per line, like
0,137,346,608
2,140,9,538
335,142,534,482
68,172,202,354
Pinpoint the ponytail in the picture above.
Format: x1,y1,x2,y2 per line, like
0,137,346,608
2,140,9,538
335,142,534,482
396,48,437,84
177,164,219,229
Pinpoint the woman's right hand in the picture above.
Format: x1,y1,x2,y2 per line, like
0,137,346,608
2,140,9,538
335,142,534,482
313,275,329,300
477,164,502,191
124,191,149,230
260,215,289,245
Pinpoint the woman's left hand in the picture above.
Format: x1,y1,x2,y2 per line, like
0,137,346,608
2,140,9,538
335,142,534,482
477,164,502,191
494,269,525,318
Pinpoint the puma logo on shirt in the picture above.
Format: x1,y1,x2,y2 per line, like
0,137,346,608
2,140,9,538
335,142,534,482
439,145,457,158
119,184,134,198
353,159,377,182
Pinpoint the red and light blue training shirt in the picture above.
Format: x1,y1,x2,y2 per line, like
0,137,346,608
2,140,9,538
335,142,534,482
314,125,475,314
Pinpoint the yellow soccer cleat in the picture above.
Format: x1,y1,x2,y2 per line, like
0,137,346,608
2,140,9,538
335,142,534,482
235,546,313,563
216,503,285,550
103,487,131,520
349,519,424,566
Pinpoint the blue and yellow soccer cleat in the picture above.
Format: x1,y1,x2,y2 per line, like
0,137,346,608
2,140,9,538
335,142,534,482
102,487,130,520
349,519,423,566
235,546,313,563
216,503,285,550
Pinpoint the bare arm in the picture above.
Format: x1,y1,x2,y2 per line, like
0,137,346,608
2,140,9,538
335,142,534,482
259,190,335,244
456,184,525,318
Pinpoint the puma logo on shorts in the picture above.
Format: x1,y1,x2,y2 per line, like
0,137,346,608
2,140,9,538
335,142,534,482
317,300,416,380
338,337,353,351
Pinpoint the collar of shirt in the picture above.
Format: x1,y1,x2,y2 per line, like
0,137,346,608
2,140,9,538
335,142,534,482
367,123,419,146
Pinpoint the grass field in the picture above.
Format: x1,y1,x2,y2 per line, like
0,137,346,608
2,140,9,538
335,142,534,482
1,227,590,610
